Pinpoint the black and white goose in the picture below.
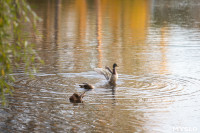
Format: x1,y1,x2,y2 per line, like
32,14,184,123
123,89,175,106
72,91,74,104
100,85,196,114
94,63,118,86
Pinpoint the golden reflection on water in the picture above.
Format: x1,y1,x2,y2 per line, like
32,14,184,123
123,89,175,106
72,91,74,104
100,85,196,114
159,26,169,74
30,0,162,75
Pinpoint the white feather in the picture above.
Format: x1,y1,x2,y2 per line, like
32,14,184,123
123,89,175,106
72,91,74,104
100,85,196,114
94,68,112,81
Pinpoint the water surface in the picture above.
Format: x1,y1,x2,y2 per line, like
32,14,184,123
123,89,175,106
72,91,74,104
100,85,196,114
1,0,200,132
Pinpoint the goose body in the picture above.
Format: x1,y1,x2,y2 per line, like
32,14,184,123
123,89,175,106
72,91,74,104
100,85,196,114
94,63,118,85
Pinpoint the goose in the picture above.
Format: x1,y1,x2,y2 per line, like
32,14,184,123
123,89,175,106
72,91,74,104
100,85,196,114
94,63,118,85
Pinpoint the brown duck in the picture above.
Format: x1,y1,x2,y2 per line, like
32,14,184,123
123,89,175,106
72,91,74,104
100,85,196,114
79,83,95,89
69,91,86,103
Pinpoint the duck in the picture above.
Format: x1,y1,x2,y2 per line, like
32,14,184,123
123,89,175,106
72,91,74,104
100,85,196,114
79,83,95,89
94,63,118,86
69,91,85,103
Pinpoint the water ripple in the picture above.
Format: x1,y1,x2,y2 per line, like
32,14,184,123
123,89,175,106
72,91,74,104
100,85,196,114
4,72,200,133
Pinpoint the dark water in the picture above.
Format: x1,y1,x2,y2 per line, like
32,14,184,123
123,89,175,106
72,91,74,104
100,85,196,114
1,0,200,132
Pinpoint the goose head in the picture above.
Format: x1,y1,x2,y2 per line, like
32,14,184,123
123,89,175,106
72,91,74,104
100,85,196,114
113,63,118,68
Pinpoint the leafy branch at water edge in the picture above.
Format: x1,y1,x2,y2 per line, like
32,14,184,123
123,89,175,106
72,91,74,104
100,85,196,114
0,0,42,105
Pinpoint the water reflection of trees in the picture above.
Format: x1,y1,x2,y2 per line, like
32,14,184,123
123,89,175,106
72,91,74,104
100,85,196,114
152,0,200,28
28,0,200,75
29,0,153,75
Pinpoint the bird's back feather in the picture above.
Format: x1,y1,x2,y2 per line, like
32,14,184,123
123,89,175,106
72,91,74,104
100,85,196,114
94,68,111,80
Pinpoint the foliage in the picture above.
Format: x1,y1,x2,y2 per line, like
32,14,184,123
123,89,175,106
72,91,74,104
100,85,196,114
0,0,41,105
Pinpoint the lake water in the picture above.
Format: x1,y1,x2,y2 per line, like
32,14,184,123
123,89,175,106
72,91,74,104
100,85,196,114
1,0,200,132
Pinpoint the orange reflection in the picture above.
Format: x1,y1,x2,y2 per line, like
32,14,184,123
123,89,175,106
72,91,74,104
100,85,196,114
31,0,169,75
129,0,149,43
75,0,87,43
160,26,169,74
96,0,103,68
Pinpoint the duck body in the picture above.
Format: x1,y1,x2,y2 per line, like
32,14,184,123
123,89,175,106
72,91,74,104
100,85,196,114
79,83,94,89
95,63,118,86
69,92,85,103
